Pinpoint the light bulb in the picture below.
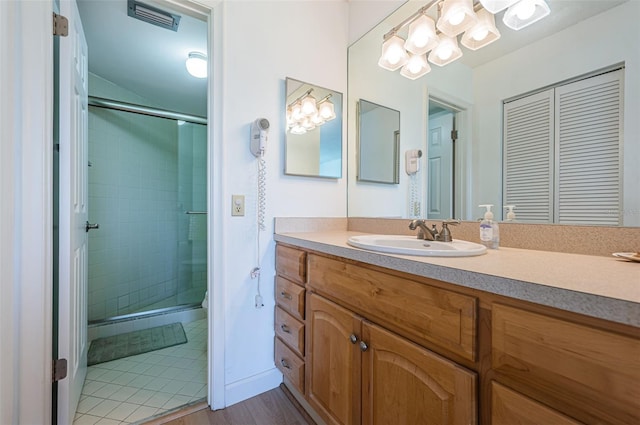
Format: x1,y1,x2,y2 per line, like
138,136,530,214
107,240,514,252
412,27,430,48
515,0,536,20
407,56,423,74
437,46,453,60
448,10,466,26
384,44,406,65
472,27,489,41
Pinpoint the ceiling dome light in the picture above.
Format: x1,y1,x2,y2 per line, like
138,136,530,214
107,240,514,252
186,52,207,78
503,0,550,30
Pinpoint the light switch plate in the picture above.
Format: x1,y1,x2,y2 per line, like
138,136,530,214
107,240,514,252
232,195,245,216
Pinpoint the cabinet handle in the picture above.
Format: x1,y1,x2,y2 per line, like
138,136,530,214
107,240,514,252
280,324,291,333
280,291,292,300
280,359,291,369
349,334,358,344
359,341,368,352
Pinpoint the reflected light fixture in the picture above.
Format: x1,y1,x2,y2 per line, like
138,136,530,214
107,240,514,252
286,89,336,135
461,8,501,50
429,34,463,66
378,34,410,71
377,0,550,80
404,14,439,55
401,53,431,79
185,51,207,78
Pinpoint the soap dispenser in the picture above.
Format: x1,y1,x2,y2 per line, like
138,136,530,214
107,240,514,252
503,205,517,221
479,204,499,249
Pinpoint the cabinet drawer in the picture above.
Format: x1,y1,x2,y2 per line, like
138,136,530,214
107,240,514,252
275,276,305,321
491,382,582,425
276,245,307,286
275,337,304,395
492,303,640,425
307,254,477,361
275,306,305,357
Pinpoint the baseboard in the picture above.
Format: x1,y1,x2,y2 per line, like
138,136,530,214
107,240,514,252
224,367,283,407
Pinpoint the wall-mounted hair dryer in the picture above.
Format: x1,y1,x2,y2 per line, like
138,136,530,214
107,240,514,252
405,149,422,175
250,118,270,157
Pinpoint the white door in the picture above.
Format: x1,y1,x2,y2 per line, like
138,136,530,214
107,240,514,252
427,111,454,219
58,0,89,423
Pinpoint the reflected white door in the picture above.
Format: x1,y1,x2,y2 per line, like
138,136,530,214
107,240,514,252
427,111,454,219
58,0,89,422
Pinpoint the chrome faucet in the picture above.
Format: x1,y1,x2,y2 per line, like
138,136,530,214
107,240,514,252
409,219,461,242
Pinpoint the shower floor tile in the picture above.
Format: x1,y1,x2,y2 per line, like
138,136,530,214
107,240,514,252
73,318,207,425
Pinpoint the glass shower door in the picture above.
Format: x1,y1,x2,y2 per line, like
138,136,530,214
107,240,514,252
177,122,208,306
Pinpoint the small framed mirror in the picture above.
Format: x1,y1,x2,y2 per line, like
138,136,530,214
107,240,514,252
357,99,400,184
284,77,343,179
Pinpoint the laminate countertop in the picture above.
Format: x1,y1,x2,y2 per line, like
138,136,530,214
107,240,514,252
274,231,640,327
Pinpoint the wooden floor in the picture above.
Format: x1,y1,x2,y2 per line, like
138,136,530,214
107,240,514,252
152,386,314,425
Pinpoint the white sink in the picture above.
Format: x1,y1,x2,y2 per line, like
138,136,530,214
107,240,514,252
347,234,487,257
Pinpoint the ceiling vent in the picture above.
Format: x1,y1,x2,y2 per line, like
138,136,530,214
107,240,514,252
127,0,180,32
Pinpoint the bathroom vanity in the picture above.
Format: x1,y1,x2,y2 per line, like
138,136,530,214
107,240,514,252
273,227,639,425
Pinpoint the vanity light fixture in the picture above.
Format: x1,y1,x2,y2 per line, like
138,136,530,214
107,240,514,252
286,89,336,135
503,0,550,30
185,51,207,78
436,0,478,37
377,0,549,79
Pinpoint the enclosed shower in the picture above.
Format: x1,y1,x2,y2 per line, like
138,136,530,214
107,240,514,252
87,96,207,324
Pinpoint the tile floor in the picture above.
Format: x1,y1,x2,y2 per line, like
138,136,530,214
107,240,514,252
73,319,207,425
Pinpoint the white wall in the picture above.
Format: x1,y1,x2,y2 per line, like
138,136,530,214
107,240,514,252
215,0,348,405
472,0,640,225
0,1,53,423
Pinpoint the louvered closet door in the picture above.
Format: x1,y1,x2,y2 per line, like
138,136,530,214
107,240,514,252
554,70,623,225
503,89,554,222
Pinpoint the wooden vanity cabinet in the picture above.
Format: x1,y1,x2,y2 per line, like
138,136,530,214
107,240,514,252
306,283,477,425
275,244,640,425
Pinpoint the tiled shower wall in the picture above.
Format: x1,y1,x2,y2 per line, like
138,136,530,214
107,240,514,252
87,74,180,321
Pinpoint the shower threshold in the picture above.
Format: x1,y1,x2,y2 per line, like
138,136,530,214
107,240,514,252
88,303,201,326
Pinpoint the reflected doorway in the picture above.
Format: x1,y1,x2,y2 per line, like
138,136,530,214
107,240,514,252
427,98,459,220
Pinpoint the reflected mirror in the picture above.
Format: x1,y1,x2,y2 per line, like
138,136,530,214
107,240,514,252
285,77,343,179
347,0,639,226
357,100,400,184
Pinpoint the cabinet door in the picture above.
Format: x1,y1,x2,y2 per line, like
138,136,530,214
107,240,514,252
361,321,477,425
306,294,362,425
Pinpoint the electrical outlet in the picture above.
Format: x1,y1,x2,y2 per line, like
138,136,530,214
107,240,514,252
232,195,245,216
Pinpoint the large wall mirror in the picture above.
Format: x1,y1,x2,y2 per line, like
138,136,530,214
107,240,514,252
347,0,639,226
285,77,343,179
357,99,400,184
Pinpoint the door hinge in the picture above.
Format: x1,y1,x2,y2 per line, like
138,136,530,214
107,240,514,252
52,358,68,382
53,13,69,37
451,129,458,141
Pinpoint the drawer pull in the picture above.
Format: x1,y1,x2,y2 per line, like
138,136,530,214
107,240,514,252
280,324,291,333
349,334,358,344
359,341,369,352
280,291,292,300
280,359,291,369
